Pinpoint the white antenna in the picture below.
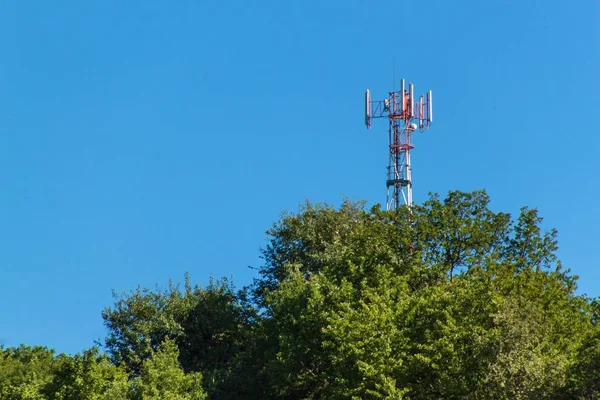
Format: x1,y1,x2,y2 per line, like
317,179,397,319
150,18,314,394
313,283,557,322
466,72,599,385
428,90,433,122
400,79,405,113
365,90,371,128
419,94,424,128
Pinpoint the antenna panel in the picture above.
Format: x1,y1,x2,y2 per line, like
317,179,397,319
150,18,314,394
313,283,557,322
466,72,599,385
419,95,424,127
365,89,371,128
400,79,405,113
409,83,414,118
428,90,433,123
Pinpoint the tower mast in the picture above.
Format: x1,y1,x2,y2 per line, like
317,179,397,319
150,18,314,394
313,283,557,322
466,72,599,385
365,79,433,209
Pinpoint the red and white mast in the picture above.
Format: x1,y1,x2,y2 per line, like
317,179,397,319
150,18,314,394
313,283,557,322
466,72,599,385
365,79,433,209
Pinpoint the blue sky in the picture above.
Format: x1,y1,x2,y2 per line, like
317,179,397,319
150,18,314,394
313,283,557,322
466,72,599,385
1,1,598,354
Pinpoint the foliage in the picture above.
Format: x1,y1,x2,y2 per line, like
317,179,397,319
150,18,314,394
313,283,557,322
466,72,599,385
251,190,595,398
101,276,195,375
0,343,206,399
44,347,129,400
2,190,599,399
566,328,600,399
101,275,255,397
0,346,55,400
130,339,206,400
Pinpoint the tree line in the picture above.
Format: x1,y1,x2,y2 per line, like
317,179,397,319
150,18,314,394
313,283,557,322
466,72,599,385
2,190,599,399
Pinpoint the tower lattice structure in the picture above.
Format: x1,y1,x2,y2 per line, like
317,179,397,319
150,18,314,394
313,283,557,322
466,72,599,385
365,79,432,210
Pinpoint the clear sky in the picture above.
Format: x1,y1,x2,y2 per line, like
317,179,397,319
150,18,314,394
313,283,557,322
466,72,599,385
1,1,599,355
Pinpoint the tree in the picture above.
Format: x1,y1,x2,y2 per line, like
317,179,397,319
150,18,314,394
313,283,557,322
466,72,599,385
256,199,416,300
566,301,600,399
252,190,595,398
0,345,55,400
177,280,256,397
102,278,194,375
130,339,206,400
102,276,255,398
44,347,129,400
45,189,595,399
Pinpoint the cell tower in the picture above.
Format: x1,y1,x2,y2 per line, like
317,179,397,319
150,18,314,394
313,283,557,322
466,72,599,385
365,79,433,210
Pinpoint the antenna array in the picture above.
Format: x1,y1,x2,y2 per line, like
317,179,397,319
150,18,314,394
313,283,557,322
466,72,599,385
365,79,433,209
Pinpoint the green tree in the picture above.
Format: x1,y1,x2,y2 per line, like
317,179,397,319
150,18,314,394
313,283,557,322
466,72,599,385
102,276,255,398
44,347,129,400
102,278,194,375
566,301,600,399
96,190,597,399
130,339,206,400
0,345,55,400
253,190,595,398
177,280,256,397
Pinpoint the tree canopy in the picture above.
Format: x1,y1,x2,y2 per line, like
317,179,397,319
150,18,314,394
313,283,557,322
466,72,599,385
3,190,599,399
